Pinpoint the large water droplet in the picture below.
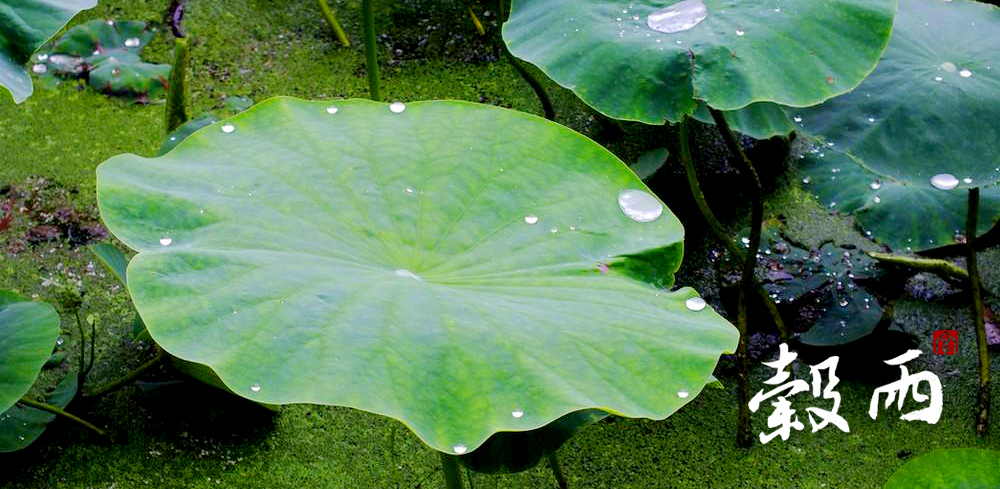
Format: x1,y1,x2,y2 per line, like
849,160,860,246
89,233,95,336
869,180,881,190
646,0,707,34
395,269,422,281
685,297,706,311
221,123,236,133
159,237,172,246
511,409,524,418
124,37,141,48
326,106,339,114
389,102,406,113
940,61,957,73
617,189,663,222
452,444,468,454
32,63,47,74
250,383,261,392
524,215,538,224
930,173,959,190
677,390,690,398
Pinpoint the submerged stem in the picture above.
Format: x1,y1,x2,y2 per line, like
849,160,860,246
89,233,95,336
84,347,165,400
165,37,190,133
966,188,989,436
548,452,568,489
362,0,380,101
439,451,465,489
16,397,107,438
317,0,351,47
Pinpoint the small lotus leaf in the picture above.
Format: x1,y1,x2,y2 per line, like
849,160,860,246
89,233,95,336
0,291,60,414
0,0,97,103
0,373,77,452
691,102,794,140
883,448,1000,489
630,148,669,181
791,0,1000,250
503,0,896,124
96,97,738,453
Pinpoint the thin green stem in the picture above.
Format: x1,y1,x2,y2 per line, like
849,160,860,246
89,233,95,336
867,252,969,286
362,0,380,101
966,188,989,436
317,0,351,47
677,119,789,341
165,37,190,133
16,397,107,438
547,452,568,489
439,451,465,489
84,347,165,400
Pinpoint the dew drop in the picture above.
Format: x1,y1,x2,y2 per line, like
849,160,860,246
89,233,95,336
801,176,811,184
869,180,881,190
735,29,744,36
124,37,141,48
959,69,972,78
873,196,881,204
741,237,750,245
963,177,973,184
221,123,236,133
685,297,707,311
250,383,261,393
18,436,25,441
452,444,468,454
31,63,47,74
404,188,414,194
159,237,172,246
933,76,943,83
793,116,802,123
617,189,663,222
677,390,690,398
940,61,957,73
524,215,538,224
37,53,49,62
646,0,707,34
550,227,558,233
930,173,959,190
511,409,524,418
389,101,406,113
867,117,876,123
326,106,339,114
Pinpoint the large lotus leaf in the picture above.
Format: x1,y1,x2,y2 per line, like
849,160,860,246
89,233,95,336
791,0,1000,250
0,291,60,414
883,448,1000,489
503,0,896,124
0,373,77,452
0,0,97,103
96,97,739,454
799,150,1000,252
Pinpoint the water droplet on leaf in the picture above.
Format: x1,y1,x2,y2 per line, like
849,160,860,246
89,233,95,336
960,69,972,78
646,0,707,34
159,238,172,246
389,102,406,113
735,29,744,36
512,409,524,418
124,37,141,47
221,124,236,133
685,297,706,311
869,180,881,190
930,173,959,190
524,215,538,224
453,444,468,454
617,189,663,222
677,390,690,398
250,383,261,392
31,63,47,74
326,106,339,114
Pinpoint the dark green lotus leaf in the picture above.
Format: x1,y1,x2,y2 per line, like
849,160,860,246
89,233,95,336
791,0,1000,250
799,150,1000,252
630,147,669,181
34,19,170,101
0,291,60,414
692,102,794,140
90,242,128,285
0,373,77,452
503,0,896,124
96,97,738,453
883,448,1000,489
458,409,609,474
0,0,97,103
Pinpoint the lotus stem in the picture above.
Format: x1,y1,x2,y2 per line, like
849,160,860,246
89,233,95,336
362,0,381,101
317,0,351,47
467,6,486,36
965,188,989,436
84,347,165,400
16,397,107,439
496,0,553,120
866,252,969,286
918,217,1000,258
676,119,789,340
165,37,189,134
439,451,465,489
548,452,568,489
73,309,94,392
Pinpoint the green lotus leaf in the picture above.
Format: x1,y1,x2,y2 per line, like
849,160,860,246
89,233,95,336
503,0,896,124
791,0,1000,250
883,448,1000,489
630,147,669,181
0,0,97,103
96,97,738,454
0,291,60,414
0,373,77,452
90,242,128,285
799,150,1000,252
691,102,794,140
34,19,170,101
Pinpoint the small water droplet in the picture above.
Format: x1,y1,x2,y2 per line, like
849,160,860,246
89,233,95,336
37,53,49,61
839,300,849,307
452,444,468,454
511,409,524,418
326,106,339,114
801,176,811,184
524,215,538,224
869,180,881,190
107,20,114,26
221,124,236,133
685,297,706,311
963,177,973,184
18,436,25,441
677,390,690,398
740,237,750,245
389,102,406,113
873,196,881,204
933,76,943,83
617,189,663,222
250,383,261,392
404,188,414,194
646,0,707,34
56,337,64,346
960,69,972,78
735,29,745,36
159,237,172,246
930,173,959,190
867,117,876,123
940,61,957,73
124,37,141,47
31,63,47,74
793,116,802,123
111,67,120,76
550,227,558,233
